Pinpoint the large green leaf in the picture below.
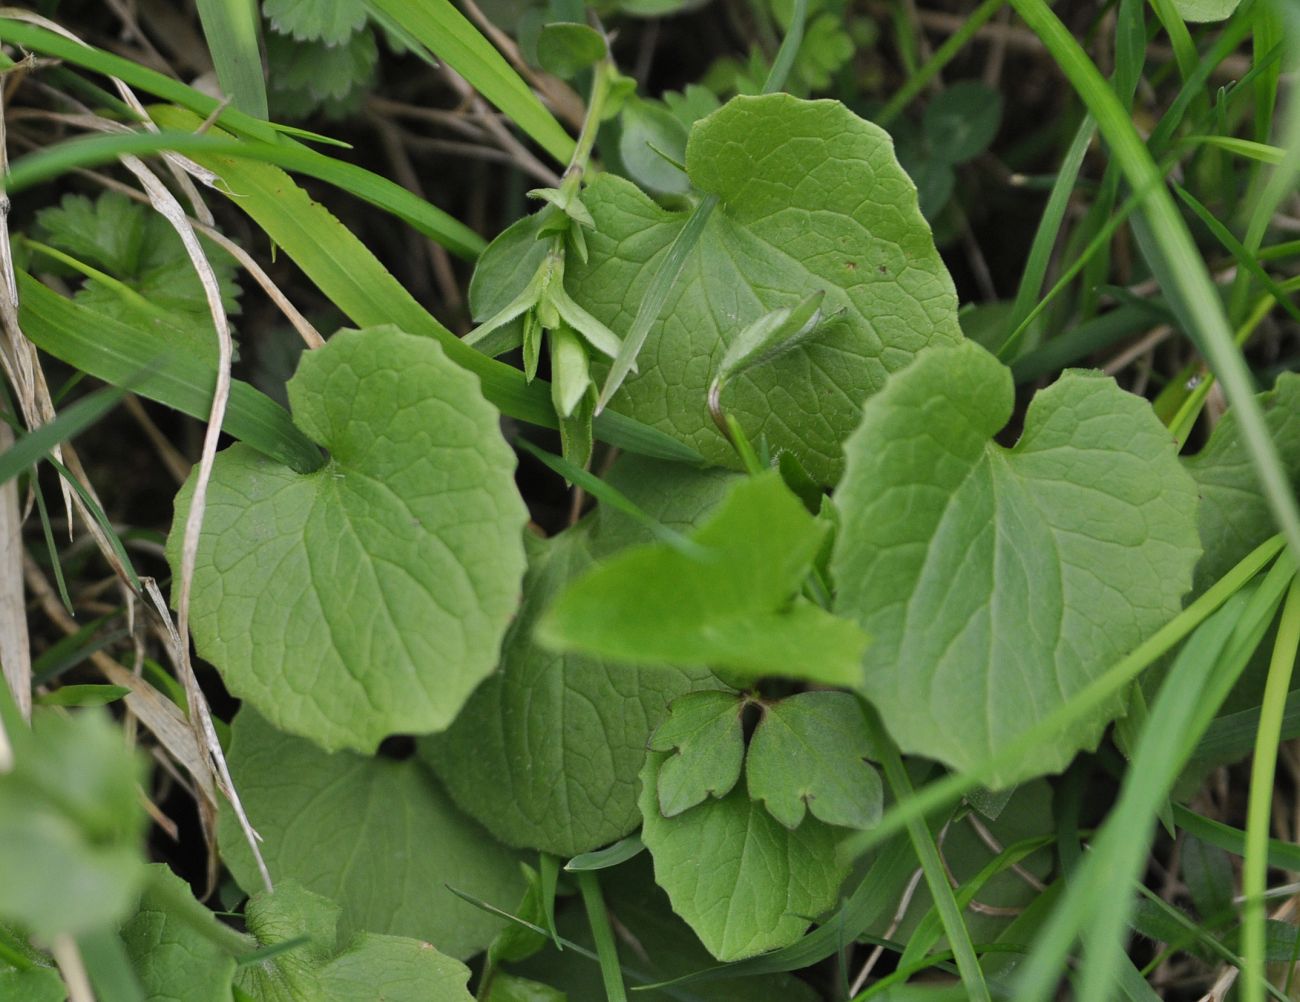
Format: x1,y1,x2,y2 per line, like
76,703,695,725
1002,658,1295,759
832,340,1201,785
566,94,961,482
170,326,528,752
219,710,523,961
537,471,868,685
0,710,147,939
234,882,474,1001
637,751,849,961
425,458,735,857
1184,374,1300,593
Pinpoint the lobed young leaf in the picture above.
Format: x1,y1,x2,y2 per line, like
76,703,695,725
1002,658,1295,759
648,691,747,817
832,340,1201,786
170,326,528,753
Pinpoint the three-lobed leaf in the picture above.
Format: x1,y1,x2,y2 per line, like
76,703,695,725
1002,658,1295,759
648,691,747,817
171,325,528,752
745,691,882,830
566,93,962,482
832,340,1201,785
537,471,868,686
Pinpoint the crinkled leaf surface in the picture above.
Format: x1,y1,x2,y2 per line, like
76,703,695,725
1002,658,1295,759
236,882,474,1002
120,865,238,1002
638,751,848,961
745,692,882,830
425,458,735,856
34,192,240,363
1183,374,1300,593
832,341,1200,785
0,968,65,1002
566,93,961,482
171,325,528,752
538,471,868,684
0,710,147,938
219,709,523,961
263,0,366,43
647,691,746,817
265,28,378,119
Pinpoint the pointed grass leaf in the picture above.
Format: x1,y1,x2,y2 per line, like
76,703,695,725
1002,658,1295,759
648,691,747,817
637,751,849,961
424,458,738,856
832,340,1201,785
537,471,869,685
713,291,827,393
568,94,962,483
744,692,882,831
170,326,528,752
1184,374,1300,594
219,710,524,961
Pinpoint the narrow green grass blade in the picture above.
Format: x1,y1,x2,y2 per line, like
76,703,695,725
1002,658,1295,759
363,0,574,164
869,711,990,1002
1172,181,1300,325
32,476,73,614
1183,134,1286,164
1013,591,1252,1001
875,0,1006,126
576,871,627,1002
1242,576,1300,1002
77,927,145,1002
1008,0,1300,570
1172,805,1300,872
17,273,323,474
195,0,268,119
0,385,122,486
1010,303,1163,383
760,0,808,94
564,835,645,872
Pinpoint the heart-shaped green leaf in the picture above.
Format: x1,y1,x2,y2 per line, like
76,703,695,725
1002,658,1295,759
565,93,963,483
744,692,882,830
171,325,528,752
832,341,1201,785
648,691,747,817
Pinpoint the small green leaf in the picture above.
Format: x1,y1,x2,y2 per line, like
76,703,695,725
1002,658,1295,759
538,471,869,685
713,291,828,390
647,691,746,817
1172,0,1241,22
265,27,377,119
637,752,849,961
263,0,366,44
120,865,240,1002
486,973,568,1001
922,82,1003,164
618,98,691,195
535,22,605,79
171,326,528,752
745,692,883,830
832,340,1202,785
35,685,130,707
219,710,524,961
0,710,147,938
